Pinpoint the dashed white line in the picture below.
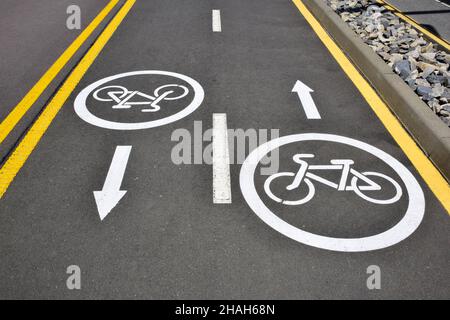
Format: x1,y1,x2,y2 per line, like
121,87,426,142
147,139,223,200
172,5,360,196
213,113,232,204
212,10,222,32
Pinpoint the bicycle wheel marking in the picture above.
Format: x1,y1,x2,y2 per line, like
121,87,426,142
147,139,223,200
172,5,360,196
239,133,425,252
74,70,204,130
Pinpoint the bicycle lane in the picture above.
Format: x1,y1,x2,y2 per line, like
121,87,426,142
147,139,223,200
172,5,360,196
0,0,448,299
212,0,449,298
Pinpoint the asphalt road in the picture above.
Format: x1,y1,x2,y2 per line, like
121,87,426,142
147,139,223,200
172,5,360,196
0,0,107,121
385,0,450,41
0,0,120,163
0,0,449,299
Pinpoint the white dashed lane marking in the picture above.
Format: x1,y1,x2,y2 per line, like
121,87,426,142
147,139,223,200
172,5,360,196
212,10,222,32
213,113,232,204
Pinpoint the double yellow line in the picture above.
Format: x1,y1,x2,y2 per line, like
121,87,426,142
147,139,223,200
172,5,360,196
0,0,118,145
0,0,136,198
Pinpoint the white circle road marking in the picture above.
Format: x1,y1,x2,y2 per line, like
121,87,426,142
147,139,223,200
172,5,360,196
74,70,204,130
239,133,425,252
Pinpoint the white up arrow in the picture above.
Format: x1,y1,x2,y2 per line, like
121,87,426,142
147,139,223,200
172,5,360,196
94,146,132,221
292,80,321,119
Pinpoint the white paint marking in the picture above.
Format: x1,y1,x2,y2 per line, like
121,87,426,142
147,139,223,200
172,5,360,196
94,146,132,220
213,113,232,204
212,10,222,32
74,70,205,130
435,0,450,9
292,80,321,119
240,134,425,252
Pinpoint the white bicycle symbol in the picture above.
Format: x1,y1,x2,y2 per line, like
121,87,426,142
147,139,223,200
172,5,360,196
265,153,402,206
239,134,425,252
93,84,189,112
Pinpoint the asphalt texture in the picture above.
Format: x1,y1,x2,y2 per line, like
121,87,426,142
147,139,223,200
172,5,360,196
0,0,120,163
0,0,449,299
0,0,107,118
385,0,450,41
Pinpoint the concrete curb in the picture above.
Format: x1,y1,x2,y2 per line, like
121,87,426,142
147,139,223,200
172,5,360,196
301,0,450,182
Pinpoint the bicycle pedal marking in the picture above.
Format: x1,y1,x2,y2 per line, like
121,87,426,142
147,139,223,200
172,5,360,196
74,70,204,130
239,133,425,252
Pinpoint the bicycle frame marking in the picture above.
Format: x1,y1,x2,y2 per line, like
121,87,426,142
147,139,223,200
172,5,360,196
265,152,400,207
295,161,381,192
93,84,189,113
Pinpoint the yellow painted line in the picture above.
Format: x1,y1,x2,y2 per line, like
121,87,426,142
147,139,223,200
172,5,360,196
0,0,120,145
376,0,450,50
0,0,136,199
292,0,450,214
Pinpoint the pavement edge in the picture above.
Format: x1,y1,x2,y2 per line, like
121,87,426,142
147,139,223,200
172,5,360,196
301,0,450,182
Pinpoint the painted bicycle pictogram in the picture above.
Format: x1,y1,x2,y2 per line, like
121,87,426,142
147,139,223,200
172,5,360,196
92,84,189,113
74,70,204,130
264,153,402,206
239,133,425,252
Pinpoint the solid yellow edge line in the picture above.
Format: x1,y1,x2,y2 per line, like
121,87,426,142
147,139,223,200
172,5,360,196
292,0,450,214
376,0,450,50
0,0,120,145
0,0,136,199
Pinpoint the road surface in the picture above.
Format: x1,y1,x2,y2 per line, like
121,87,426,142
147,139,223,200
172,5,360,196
0,0,449,299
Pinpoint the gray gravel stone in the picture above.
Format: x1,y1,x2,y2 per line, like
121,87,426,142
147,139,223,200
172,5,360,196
394,60,411,79
325,0,450,127
432,85,445,98
418,86,432,97
416,78,431,87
